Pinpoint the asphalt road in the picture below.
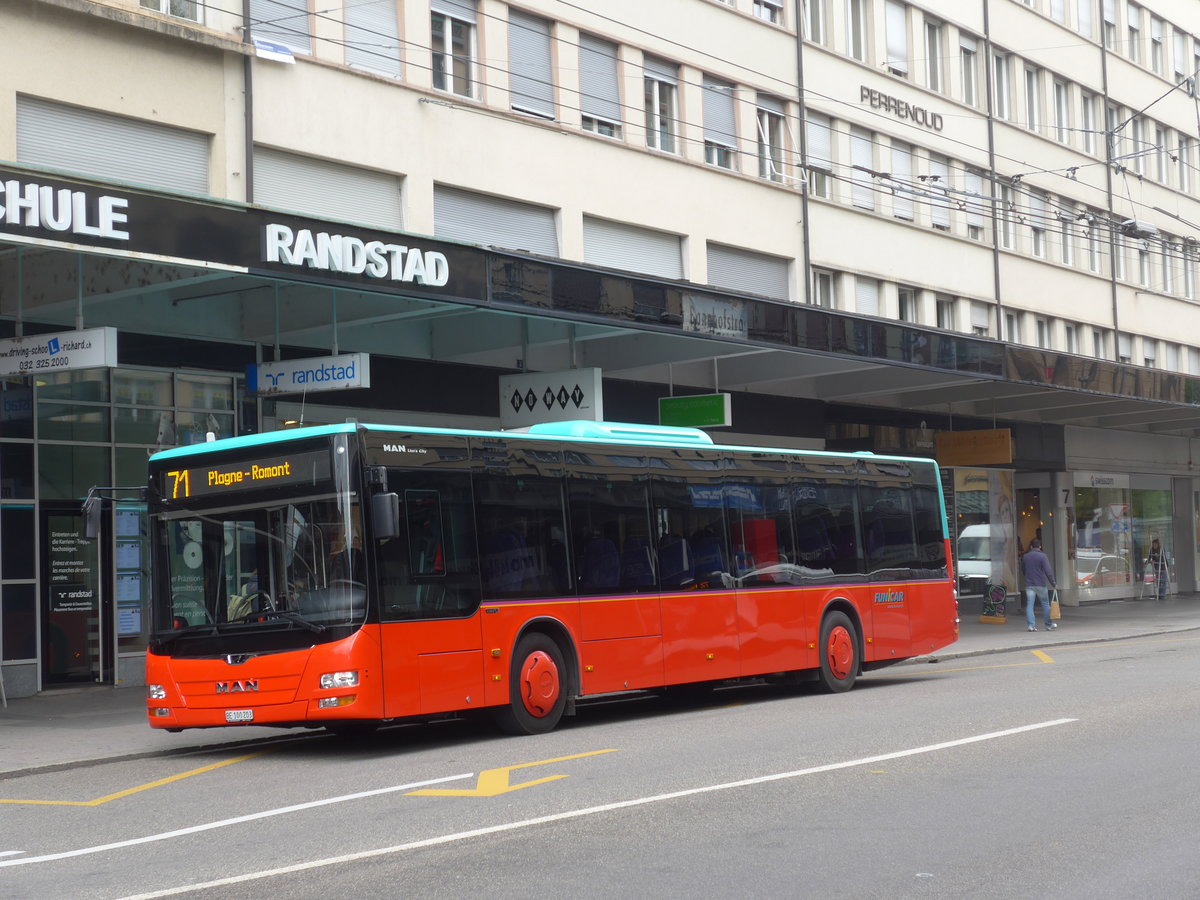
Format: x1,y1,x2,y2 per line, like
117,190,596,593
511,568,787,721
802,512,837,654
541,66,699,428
3,631,1199,899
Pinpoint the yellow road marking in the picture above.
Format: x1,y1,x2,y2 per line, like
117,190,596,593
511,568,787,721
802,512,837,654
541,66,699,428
408,749,618,798
1031,650,1054,663
0,752,267,807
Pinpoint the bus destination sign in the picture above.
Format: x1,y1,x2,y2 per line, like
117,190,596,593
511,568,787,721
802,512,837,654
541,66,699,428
164,450,331,500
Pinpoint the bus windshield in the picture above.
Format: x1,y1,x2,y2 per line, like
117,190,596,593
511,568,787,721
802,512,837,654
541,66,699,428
156,496,366,639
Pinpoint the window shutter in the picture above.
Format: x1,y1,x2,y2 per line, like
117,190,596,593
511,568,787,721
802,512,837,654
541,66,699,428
970,302,990,329
703,77,737,147
891,143,913,219
1076,0,1092,36
345,0,400,76
17,96,209,195
254,148,403,231
249,0,311,55
432,0,476,23
855,277,879,316
509,11,554,118
928,155,950,227
579,35,621,124
850,128,874,209
643,56,678,85
806,112,832,170
435,185,558,256
885,2,908,74
583,216,682,280
706,243,790,299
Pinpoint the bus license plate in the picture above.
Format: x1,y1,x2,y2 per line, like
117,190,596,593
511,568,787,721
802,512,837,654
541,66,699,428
225,709,254,723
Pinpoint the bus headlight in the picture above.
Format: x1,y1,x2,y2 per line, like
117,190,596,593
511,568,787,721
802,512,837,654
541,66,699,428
320,671,359,689
147,684,166,700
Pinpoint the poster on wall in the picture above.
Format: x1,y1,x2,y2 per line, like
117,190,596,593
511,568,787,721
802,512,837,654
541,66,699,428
988,470,1017,595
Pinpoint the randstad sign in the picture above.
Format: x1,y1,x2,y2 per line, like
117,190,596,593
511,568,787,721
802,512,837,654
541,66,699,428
247,353,371,396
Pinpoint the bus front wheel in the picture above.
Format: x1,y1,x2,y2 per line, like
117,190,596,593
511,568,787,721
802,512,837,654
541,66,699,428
817,610,859,693
493,633,568,735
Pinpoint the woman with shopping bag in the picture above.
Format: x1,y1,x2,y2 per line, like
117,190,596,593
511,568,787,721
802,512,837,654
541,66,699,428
1020,538,1058,632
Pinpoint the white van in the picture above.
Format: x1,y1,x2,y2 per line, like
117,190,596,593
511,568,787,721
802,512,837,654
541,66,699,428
956,524,990,595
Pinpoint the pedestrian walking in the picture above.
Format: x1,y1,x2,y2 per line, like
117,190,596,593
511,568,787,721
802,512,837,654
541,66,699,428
1021,538,1058,632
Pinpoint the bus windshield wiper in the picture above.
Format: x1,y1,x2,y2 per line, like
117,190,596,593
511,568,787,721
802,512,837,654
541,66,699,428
222,609,325,633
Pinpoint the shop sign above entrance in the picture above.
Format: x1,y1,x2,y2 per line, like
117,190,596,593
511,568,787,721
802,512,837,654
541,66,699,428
659,393,732,428
246,353,371,396
0,326,118,377
935,428,1014,467
499,367,603,429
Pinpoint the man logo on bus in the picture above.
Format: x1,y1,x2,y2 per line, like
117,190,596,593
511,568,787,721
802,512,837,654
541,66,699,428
874,591,905,605
215,680,259,693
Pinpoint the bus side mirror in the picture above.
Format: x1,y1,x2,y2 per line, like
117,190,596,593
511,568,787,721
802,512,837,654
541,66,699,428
372,492,400,540
83,493,103,539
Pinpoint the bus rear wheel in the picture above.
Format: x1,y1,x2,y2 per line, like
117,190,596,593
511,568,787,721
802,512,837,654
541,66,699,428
817,610,859,693
493,633,568,735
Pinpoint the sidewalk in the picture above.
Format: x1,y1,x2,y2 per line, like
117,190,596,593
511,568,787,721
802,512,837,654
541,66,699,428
2,594,1198,779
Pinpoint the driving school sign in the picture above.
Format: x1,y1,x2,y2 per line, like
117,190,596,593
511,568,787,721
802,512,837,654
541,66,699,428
0,327,118,377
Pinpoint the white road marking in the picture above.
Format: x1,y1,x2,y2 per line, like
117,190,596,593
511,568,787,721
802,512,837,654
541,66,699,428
0,773,472,869
115,718,1077,898
0,851,25,858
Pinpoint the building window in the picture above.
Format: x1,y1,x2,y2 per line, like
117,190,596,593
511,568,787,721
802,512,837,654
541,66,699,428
805,0,826,43
891,142,913,220
1156,127,1169,184
1005,312,1021,343
1087,213,1102,272
1138,244,1151,286
1186,244,1198,299
1118,333,1132,364
1024,66,1042,132
898,286,918,322
1063,322,1078,353
1029,192,1047,258
1081,91,1097,155
806,111,833,198
1150,16,1164,73
1036,317,1050,348
812,268,836,307
1178,138,1192,193
850,128,874,209
999,184,1015,249
508,11,554,119
1130,118,1145,176
1174,30,1189,85
927,154,950,231
847,0,869,62
1164,342,1179,371
1050,0,1065,22
644,57,678,153
1144,338,1157,368
1113,232,1126,280
960,35,979,106
431,3,476,97
935,296,954,330
140,0,199,21
964,170,986,241
1102,0,1116,50
925,19,944,91
1093,328,1107,359
1076,0,1093,40
580,35,622,138
1060,209,1075,266
757,99,787,182
1162,242,1175,294
754,0,784,24
993,53,1011,120
1053,80,1070,144
1127,4,1142,64
969,302,989,336
885,2,908,77
703,77,737,170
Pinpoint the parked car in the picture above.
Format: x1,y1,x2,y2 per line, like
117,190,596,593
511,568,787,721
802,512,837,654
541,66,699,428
1076,553,1130,589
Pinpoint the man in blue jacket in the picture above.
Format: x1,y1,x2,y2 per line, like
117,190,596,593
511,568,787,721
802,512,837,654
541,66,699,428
1021,538,1058,632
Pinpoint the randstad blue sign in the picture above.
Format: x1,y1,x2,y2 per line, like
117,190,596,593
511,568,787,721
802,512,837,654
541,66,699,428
247,353,370,396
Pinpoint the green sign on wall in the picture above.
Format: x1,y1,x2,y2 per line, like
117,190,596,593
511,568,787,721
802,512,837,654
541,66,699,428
658,393,732,428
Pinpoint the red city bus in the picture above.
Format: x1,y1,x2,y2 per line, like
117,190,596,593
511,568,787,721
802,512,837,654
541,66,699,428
143,421,959,735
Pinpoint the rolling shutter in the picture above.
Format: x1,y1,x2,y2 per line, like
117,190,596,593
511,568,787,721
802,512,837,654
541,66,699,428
706,244,789,299
345,0,401,76
509,11,554,118
434,185,558,256
432,0,476,23
583,216,682,280
249,0,311,55
579,34,621,125
253,147,403,231
703,77,737,148
16,96,209,195
855,277,879,316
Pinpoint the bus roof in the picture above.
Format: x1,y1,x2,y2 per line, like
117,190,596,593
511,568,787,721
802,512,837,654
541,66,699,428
149,420,938,469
